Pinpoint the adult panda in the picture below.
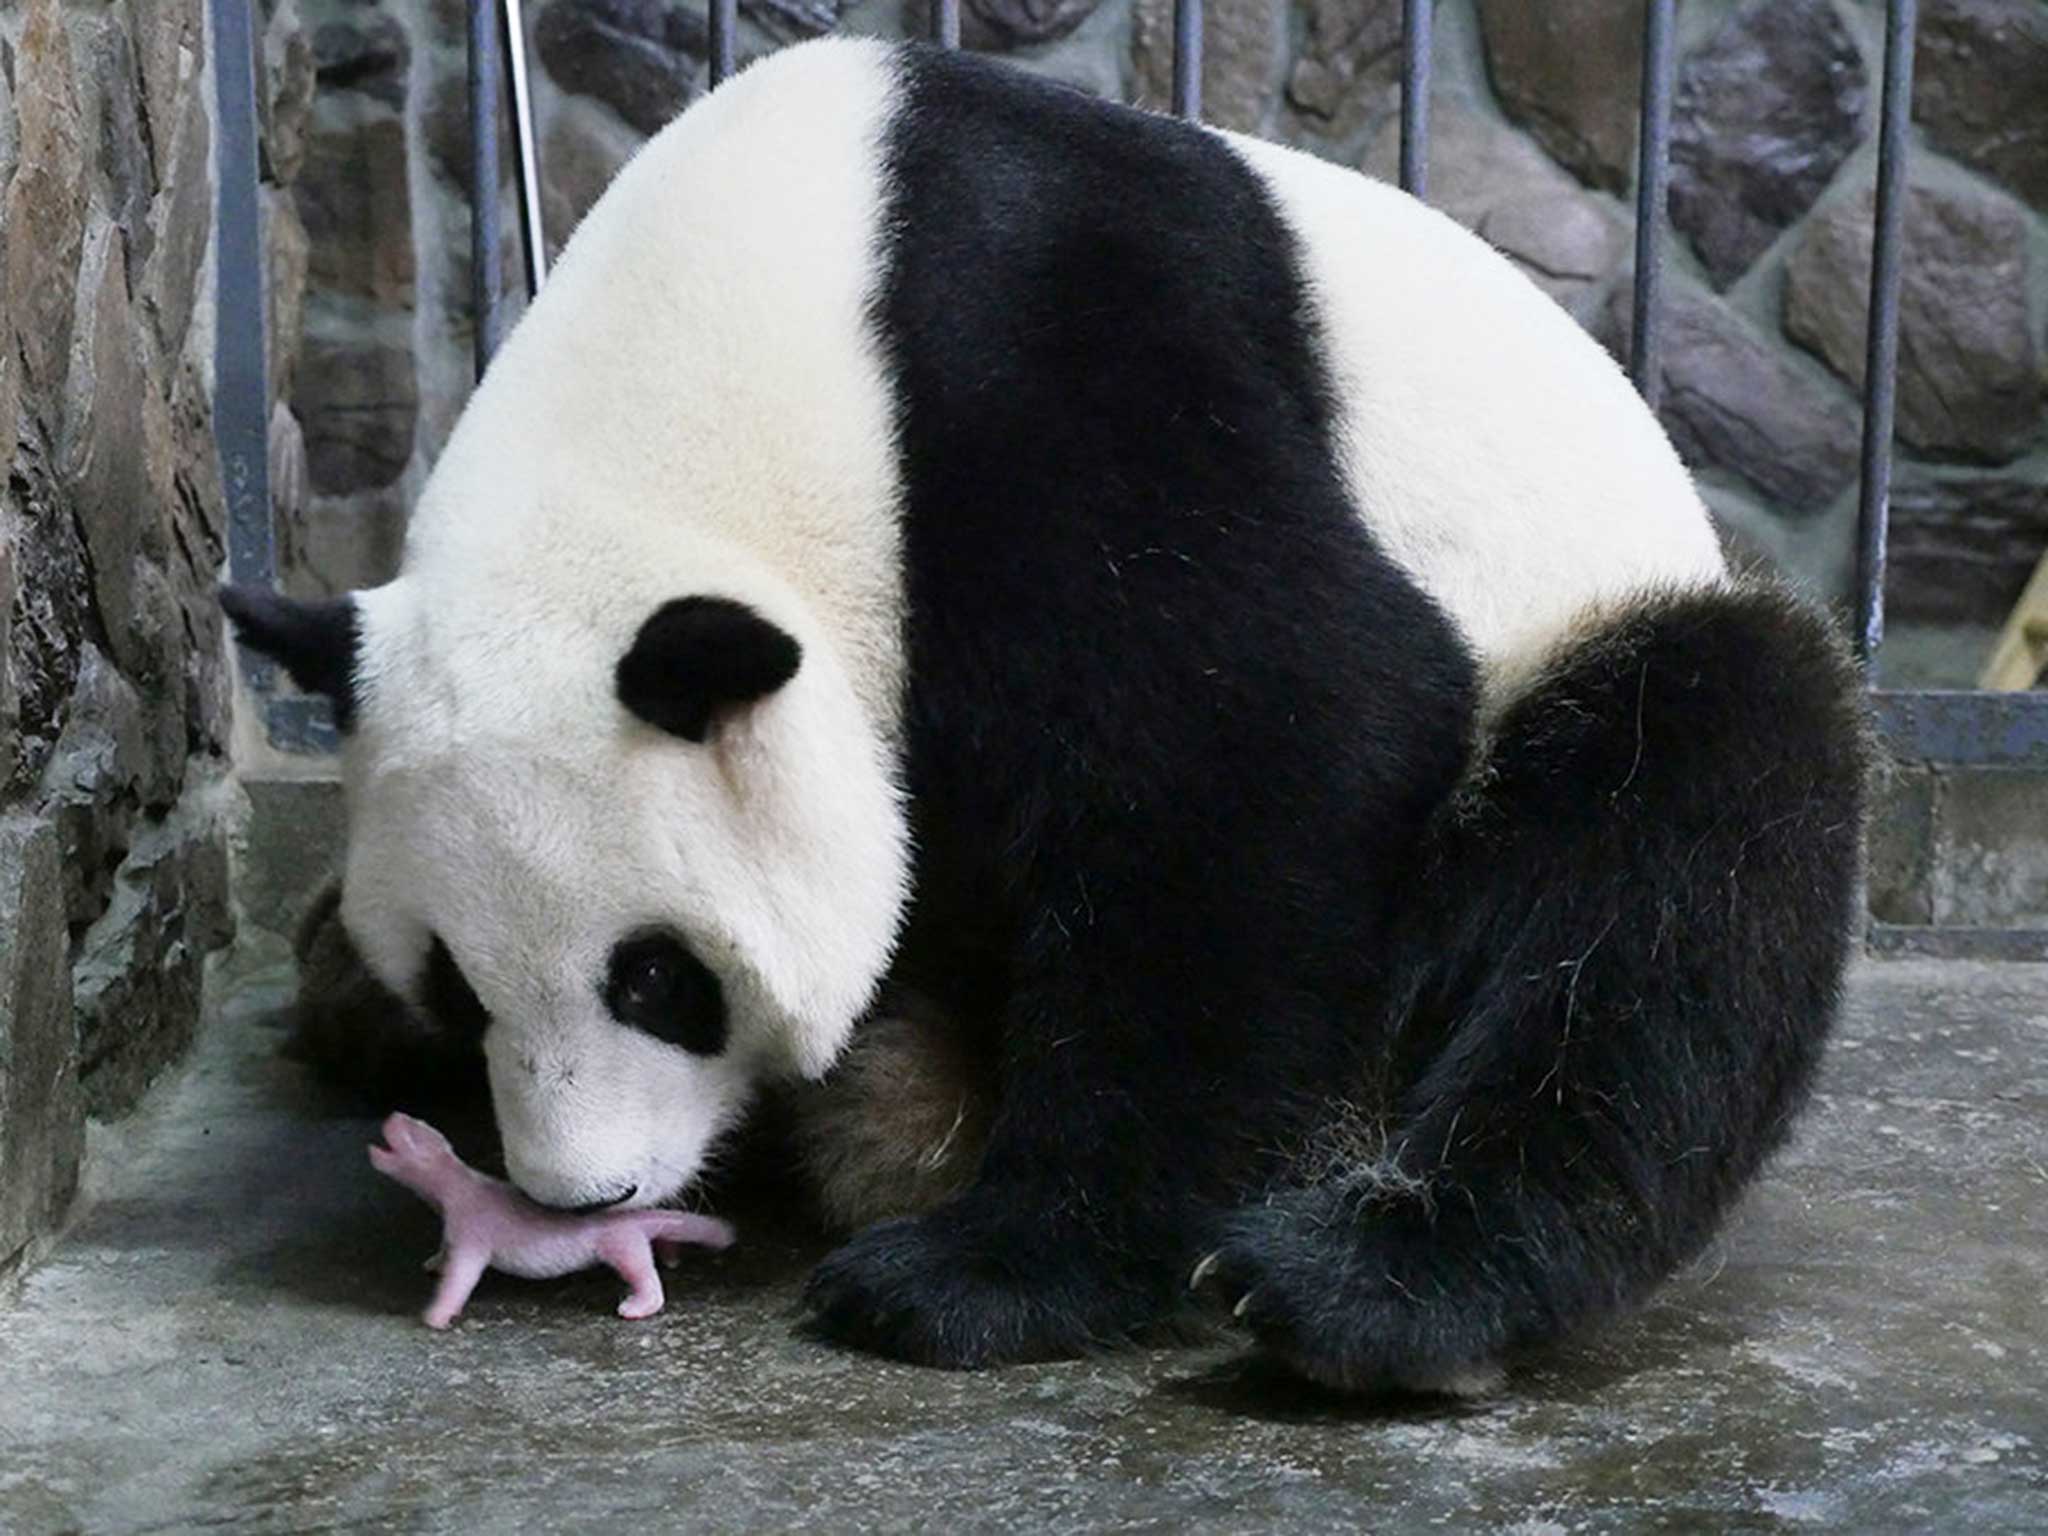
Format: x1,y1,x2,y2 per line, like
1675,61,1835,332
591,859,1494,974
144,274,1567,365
224,37,1868,1391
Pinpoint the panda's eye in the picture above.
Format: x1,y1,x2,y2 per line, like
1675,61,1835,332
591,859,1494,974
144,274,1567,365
603,931,726,1056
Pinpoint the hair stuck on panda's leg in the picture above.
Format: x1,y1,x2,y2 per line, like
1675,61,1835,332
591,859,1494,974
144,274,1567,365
786,987,995,1232
286,881,490,1118
1198,580,1871,1395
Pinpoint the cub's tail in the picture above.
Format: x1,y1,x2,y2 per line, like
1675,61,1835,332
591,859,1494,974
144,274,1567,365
1200,580,1871,1394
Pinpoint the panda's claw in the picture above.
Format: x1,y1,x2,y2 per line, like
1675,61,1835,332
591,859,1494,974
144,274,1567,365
1187,1249,1223,1292
1232,1290,1256,1319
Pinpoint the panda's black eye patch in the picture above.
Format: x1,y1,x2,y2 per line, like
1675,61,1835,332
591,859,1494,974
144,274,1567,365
422,934,491,1043
604,931,726,1056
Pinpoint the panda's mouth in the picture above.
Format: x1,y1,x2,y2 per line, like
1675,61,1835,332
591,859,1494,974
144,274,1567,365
531,1183,639,1215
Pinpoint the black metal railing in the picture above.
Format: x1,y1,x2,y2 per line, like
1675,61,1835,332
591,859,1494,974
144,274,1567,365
218,0,2048,781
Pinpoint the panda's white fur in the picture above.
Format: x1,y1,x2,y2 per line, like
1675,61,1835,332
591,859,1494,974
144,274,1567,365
338,42,913,1208
227,37,1865,1384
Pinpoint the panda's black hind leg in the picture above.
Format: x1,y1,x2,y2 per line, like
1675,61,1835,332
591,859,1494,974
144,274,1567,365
1199,582,1870,1394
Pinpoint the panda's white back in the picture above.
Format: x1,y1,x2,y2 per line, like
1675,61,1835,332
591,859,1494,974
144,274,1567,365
1226,134,1727,671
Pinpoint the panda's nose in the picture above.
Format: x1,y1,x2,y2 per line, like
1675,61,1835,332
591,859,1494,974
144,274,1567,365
527,1182,637,1215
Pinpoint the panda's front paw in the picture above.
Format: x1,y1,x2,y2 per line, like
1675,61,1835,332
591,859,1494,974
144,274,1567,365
802,1198,1156,1368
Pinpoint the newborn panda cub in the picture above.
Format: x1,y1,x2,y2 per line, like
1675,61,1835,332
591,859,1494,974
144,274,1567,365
226,38,1867,1392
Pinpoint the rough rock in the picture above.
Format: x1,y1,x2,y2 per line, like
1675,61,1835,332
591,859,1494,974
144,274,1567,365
265,187,313,404
139,74,214,362
0,60,18,452
1783,177,2042,466
0,817,82,1273
1133,0,1286,134
743,0,855,40
85,19,157,275
36,645,147,933
421,72,516,199
262,0,319,186
963,0,1105,49
1669,0,1869,288
293,321,421,495
1477,0,1644,194
61,230,156,680
1363,98,1626,318
1284,0,1402,143
125,0,204,177
535,0,708,137
5,0,89,418
0,541,17,795
72,802,233,1120
1888,475,2048,626
540,97,643,259
312,11,412,110
1913,0,2048,213
1602,277,1862,515
296,113,416,308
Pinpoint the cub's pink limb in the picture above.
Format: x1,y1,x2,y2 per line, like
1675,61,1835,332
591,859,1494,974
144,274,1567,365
368,1112,734,1328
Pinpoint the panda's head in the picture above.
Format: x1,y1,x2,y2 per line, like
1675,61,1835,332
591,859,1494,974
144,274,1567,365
222,565,909,1213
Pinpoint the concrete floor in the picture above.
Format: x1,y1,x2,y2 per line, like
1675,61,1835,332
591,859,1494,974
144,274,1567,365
2,955,2044,1535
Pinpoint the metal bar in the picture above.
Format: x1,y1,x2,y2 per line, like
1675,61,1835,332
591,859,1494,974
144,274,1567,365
469,0,504,380
1855,0,1918,669
1399,0,1432,197
1873,689,2048,768
1172,0,1202,120
211,0,272,614
502,0,547,297
933,0,960,48
709,0,737,87
1629,0,1676,409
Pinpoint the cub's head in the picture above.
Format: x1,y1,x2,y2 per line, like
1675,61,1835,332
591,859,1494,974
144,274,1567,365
223,573,908,1212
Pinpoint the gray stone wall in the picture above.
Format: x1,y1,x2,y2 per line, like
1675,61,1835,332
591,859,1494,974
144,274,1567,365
284,0,2046,672
0,0,311,1280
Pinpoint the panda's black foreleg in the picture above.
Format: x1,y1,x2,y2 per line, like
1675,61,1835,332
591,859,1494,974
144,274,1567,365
1197,583,1871,1393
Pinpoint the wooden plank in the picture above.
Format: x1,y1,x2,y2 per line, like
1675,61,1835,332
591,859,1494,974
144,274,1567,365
1978,545,2048,691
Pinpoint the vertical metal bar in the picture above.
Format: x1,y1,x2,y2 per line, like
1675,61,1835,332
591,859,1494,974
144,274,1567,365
709,0,737,86
1629,0,1676,410
469,0,504,380
1172,0,1202,119
501,0,547,297
1399,0,1432,197
1856,0,1918,668
933,0,960,48
210,0,275,654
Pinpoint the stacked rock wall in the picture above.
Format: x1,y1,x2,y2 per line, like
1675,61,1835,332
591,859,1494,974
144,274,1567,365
0,0,312,1279
282,0,2047,678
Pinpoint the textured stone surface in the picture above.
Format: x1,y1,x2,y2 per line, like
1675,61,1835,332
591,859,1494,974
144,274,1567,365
1604,279,1862,515
1363,98,1626,318
311,10,412,111
539,96,642,258
4,958,2047,1526
743,0,855,41
1669,0,1869,288
262,0,319,186
5,0,89,418
1785,176,2042,466
1888,475,2048,626
1477,0,1644,194
1284,0,1403,143
140,67,215,363
535,0,708,137
1868,765,1936,928
1914,0,2048,213
1934,772,2048,928
0,818,81,1275
1133,0,1285,133
293,320,421,495
296,113,416,308
962,0,1105,49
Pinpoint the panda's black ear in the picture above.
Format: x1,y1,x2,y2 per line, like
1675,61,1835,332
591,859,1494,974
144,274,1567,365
615,596,802,743
219,585,361,730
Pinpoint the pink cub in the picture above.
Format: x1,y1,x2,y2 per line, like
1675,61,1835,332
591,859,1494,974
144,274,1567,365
368,1112,735,1329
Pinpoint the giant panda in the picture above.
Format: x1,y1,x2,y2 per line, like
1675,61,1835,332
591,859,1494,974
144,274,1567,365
224,36,1868,1392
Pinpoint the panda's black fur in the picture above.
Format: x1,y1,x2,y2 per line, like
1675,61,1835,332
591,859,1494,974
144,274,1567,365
244,42,1870,1393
